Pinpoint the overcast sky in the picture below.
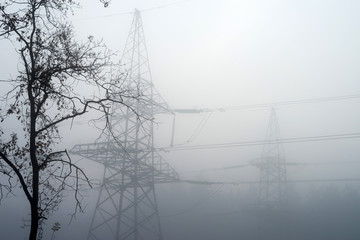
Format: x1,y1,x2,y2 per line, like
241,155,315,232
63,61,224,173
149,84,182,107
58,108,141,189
64,0,360,167
1,0,360,239
67,0,360,106
66,0,360,151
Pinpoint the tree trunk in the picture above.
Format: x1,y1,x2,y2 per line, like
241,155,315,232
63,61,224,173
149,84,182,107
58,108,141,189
29,200,39,240
29,73,39,240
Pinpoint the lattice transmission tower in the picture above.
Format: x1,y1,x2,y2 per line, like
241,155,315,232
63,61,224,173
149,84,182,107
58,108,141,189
250,108,289,240
254,108,288,210
71,9,179,240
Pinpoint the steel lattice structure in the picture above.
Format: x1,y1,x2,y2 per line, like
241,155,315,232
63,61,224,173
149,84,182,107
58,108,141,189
254,108,288,210
71,9,178,240
250,108,289,239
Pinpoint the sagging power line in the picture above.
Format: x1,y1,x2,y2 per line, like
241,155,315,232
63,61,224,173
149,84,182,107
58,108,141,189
171,93,360,113
162,132,360,151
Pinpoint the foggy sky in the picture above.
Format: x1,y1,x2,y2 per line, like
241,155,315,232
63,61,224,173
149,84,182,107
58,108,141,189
1,0,360,239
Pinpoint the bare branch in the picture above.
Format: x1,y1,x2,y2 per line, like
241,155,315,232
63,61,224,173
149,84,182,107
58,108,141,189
0,1,136,239
0,151,32,202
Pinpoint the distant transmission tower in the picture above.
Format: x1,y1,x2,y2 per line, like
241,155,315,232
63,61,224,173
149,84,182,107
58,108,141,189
251,108,288,239
254,108,288,210
71,9,179,240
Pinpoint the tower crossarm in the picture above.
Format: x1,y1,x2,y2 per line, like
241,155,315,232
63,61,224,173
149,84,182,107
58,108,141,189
70,141,179,183
81,9,177,240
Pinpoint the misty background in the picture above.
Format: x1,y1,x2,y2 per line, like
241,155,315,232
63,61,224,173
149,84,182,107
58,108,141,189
1,0,360,239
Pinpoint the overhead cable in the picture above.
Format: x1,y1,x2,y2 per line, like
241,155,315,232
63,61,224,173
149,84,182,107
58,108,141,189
178,178,360,185
171,93,360,113
161,132,360,151
72,0,192,21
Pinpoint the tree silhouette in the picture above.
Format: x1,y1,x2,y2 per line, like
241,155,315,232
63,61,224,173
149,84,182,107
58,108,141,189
0,1,139,239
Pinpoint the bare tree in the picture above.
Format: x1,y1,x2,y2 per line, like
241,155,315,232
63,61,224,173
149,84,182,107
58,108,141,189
0,1,136,239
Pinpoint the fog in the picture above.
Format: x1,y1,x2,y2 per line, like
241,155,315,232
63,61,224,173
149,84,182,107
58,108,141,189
1,0,360,239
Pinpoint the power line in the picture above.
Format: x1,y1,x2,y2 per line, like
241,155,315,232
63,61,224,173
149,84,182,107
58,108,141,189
177,178,360,186
161,132,360,151
142,0,193,13
287,178,360,183
2,74,360,110
178,159,360,174
183,164,251,173
222,93,360,111
72,0,193,21
72,11,133,21
187,112,212,143
172,93,360,113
